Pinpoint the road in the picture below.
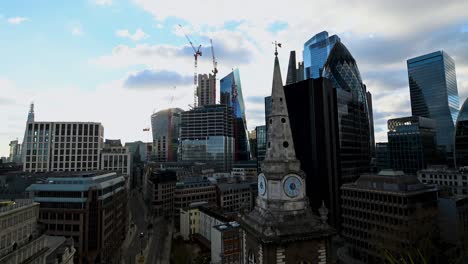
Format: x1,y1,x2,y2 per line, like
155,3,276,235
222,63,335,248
124,191,150,264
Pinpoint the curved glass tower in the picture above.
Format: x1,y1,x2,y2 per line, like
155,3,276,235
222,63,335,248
455,98,468,167
323,41,372,182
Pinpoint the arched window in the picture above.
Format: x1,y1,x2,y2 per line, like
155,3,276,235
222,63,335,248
248,250,257,264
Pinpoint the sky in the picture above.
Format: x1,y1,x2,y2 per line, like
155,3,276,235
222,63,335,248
1,0,468,157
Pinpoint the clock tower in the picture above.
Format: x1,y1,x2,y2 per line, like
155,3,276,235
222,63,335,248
239,44,335,264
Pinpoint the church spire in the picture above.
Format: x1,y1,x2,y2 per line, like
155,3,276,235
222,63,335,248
264,43,297,163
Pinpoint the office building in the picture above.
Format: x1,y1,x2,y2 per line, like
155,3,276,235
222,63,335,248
216,181,257,213
455,98,468,168
8,140,21,163
248,129,256,160
255,126,266,172
22,119,104,173
151,108,183,162
197,73,216,106
284,77,341,228
27,171,127,264
340,170,439,264
240,49,334,264
264,96,272,126
146,169,177,218
230,161,257,180
407,51,459,152
387,116,438,174
367,90,376,157
179,203,229,242
375,142,390,171
303,31,340,79
211,222,241,264
418,166,468,195
0,199,75,264
100,139,131,176
220,69,250,161
286,50,304,85
179,105,234,172
437,195,468,252
174,177,217,218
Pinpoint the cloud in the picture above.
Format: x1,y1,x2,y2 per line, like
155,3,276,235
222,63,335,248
246,96,266,104
0,98,15,105
116,28,150,41
94,0,112,6
7,17,28,24
124,70,192,89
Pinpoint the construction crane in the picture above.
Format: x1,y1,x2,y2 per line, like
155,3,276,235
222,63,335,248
210,39,218,105
179,24,202,108
167,86,177,162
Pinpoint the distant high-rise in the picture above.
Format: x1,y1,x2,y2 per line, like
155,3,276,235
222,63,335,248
303,31,340,79
151,108,183,162
286,50,304,85
375,142,390,171
255,125,266,172
220,69,250,161
322,41,372,183
387,116,438,174
179,105,234,172
455,98,468,167
407,51,459,152
8,139,21,163
197,73,216,106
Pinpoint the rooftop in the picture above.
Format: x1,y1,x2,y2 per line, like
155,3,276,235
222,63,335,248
0,199,36,216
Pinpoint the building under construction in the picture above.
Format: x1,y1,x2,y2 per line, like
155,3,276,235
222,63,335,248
179,104,234,172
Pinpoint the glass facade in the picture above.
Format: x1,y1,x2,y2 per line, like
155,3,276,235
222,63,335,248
387,116,437,174
151,108,183,162
322,41,372,183
220,69,250,161
455,98,468,167
407,51,459,152
255,125,266,172
179,136,234,172
303,31,340,79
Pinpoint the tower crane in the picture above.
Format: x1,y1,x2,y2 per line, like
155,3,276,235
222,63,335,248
167,86,177,161
178,24,202,108
210,39,218,104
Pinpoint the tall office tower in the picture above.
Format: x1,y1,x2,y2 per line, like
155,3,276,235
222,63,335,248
22,120,103,173
322,41,372,183
179,105,234,172
455,98,468,167
151,108,183,162
366,90,376,156
101,139,131,176
240,49,334,264
27,171,127,264
264,96,272,125
8,139,21,163
303,31,340,79
255,125,266,172
407,51,459,153
375,142,390,171
197,73,216,106
387,116,438,174
284,77,341,229
340,170,438,264
286,50,304,85
21,103,35,163
220,69,251,161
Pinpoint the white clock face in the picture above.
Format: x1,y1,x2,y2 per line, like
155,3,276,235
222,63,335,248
258,174,267,196
283,175,302,198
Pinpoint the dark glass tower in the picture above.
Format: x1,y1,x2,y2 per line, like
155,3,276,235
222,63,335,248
455,98,468,168
303,31,340,79
220,69,251,161
322,41,372,183
407,51,459,152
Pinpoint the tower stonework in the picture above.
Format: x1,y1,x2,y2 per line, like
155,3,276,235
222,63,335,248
239,48,335,264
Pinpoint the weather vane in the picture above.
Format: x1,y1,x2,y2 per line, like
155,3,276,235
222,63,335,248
272,41,282,56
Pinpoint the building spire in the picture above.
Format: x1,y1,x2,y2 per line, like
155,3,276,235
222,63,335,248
272,41,281,56
264,45,297,163
27,102,35,123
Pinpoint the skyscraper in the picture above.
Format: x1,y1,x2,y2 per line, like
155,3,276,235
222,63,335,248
240,48,334,264
455,98,468,167
151,108,183,162
407,51,459,152
220,69,250,161
286,50,304,85
322,41,372,183
197,73,216,106
179,105,234,172
8,139,21,163
387,116,438,174
303,31,340,79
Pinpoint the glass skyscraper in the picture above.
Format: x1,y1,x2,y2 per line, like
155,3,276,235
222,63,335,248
303,31,340,79
455,98,468,168
407,51,459,152
220,69,251,161
151,108,183,162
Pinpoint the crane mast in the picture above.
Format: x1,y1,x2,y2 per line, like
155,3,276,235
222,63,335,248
179,24,202,108
210,39,218,105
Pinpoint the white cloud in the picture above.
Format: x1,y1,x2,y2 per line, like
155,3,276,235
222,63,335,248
7,17,28,24
71,26,83,36
115,28,149,41
94,0,112,6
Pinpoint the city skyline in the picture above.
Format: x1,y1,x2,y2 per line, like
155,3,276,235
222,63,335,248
1,0,468,156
